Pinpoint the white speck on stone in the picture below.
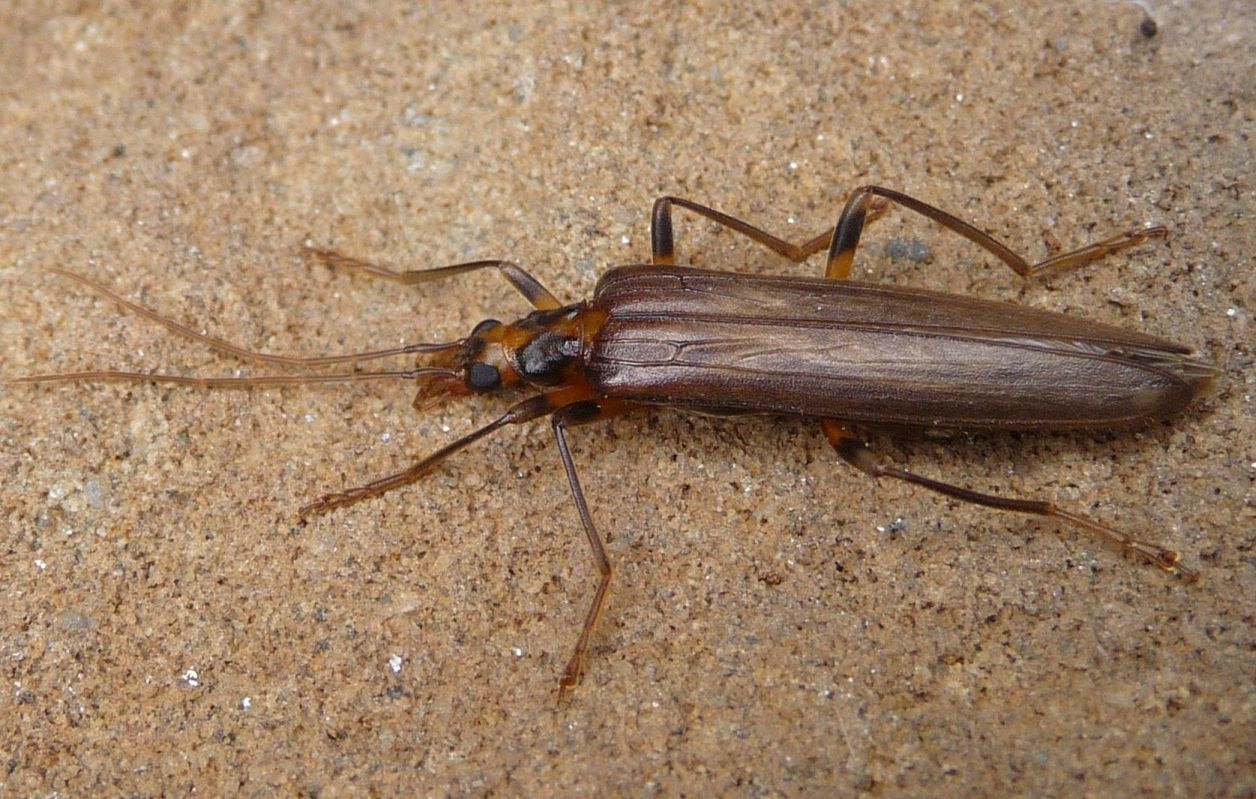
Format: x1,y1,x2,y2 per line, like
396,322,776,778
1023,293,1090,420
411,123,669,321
304,413,317,423
389,654,403,673
1227,308,1237,317
955,93,964,102
34,560,47,570
48,483,68,501
83,478,105,508
621,235,630,245
181,668,199,688
511,647,523,658
240,696,252,709
788,161,798,170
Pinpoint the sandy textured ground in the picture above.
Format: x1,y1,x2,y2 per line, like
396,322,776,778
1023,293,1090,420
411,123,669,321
1,1,1252,795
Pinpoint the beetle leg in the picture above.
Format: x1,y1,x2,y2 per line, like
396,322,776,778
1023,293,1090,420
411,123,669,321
303,246,563,310
549,397,636,700
820,420,1197,580
824,185,1167,281
298,390,576,518
649,195,889,267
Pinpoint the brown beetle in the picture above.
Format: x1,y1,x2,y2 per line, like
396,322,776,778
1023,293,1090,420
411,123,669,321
10,186,1215,695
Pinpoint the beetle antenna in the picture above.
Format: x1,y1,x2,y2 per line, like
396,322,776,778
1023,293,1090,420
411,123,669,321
45,267,464,366
5,367,461,389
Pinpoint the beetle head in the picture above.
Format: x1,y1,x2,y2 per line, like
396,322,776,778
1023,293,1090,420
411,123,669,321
411,317,524,409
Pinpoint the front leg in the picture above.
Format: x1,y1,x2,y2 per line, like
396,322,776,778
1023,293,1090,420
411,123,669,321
303,247,563,310
298,392,564,519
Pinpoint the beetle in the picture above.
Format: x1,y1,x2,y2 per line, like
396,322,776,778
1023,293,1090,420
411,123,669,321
10,186,1216,695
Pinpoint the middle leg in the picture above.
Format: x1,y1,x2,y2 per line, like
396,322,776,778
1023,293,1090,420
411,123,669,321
650,195,888,270
549,397,636,699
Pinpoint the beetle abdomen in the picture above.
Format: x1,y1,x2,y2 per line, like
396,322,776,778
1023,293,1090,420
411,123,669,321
586,266,1215,430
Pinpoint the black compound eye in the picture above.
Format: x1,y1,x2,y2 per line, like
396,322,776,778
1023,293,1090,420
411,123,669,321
466,362,502,392
471,318,502,336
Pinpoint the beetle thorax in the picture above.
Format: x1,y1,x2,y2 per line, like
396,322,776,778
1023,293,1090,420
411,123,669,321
506,304,591,387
